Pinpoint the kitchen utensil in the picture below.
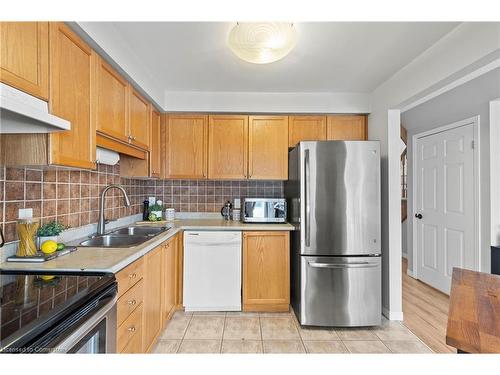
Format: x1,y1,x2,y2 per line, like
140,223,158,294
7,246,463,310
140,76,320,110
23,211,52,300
221,201,232,220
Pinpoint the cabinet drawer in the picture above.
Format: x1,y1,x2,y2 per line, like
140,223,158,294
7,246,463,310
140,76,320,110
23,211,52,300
117,279,144,327
116,258,144,297
117,303,143,353
120,327,143,354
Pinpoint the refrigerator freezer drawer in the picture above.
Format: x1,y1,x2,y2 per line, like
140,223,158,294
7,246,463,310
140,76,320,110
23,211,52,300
297,255,381,327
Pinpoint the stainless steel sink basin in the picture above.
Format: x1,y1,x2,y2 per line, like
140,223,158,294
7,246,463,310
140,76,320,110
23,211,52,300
109,226,170,236
79,235,151,248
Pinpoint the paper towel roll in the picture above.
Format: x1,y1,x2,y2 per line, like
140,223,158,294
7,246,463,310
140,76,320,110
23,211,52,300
96,147,120,165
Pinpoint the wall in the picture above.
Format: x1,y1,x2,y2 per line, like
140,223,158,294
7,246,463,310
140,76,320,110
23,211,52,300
491,99,500,246
0,164,282,244
402,67,500,273
164,91,371,113
368,22,500,319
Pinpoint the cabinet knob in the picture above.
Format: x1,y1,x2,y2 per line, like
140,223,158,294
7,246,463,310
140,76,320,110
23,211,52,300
127,326,136,333
128,273,137,279
127,299,137,305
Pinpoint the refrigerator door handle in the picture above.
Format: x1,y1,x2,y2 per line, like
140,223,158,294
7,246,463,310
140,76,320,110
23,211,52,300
307,261,379,269
304,149,311,247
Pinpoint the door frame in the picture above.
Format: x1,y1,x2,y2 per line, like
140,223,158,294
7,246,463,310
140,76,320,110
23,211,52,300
411,115,480,281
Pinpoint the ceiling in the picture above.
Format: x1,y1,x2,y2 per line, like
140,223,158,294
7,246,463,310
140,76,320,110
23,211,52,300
104,22,459,94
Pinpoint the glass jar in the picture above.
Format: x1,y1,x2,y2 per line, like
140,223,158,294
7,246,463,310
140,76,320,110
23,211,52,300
16,218,39,257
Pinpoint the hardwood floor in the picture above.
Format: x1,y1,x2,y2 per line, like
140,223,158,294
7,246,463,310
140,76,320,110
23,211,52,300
401,258,455,353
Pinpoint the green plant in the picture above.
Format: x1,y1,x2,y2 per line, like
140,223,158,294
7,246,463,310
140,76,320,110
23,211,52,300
37,221,67,237
149,203,164,212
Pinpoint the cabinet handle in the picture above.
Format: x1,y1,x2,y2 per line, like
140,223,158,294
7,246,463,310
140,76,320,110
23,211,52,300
127,299,137,305
128,273,137,279
127,326,136,333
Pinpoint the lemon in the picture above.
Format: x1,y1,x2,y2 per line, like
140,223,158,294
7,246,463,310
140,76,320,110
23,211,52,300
40,275,55,281
41,240,58,254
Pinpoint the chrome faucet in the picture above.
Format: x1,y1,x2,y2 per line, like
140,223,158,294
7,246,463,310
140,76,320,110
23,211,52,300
97,184,131,235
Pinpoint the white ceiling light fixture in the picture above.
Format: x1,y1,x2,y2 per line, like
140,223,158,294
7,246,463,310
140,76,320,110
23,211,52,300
227,22,297,64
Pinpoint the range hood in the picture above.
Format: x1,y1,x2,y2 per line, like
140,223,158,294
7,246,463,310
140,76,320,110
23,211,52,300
0,83,70,133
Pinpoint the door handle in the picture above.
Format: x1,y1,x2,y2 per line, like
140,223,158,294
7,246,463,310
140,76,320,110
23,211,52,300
308,261,379,269
415,213,423,219
304,149,311,247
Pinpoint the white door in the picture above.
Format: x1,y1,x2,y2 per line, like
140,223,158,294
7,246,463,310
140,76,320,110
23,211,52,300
415,122,476,294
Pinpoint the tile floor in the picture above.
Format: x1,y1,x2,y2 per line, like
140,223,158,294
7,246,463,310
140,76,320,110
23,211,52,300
152,310,432,354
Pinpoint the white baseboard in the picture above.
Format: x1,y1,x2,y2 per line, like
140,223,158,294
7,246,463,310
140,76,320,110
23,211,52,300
406,269,418,279
382,307,404,321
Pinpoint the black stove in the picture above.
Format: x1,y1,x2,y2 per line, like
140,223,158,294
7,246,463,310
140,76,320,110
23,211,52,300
0,270,117,353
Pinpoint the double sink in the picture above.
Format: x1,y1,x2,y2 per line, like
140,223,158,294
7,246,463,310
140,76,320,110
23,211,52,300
79,225,172,248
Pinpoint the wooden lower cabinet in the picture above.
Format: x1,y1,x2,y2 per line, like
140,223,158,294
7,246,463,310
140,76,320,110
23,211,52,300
115,234,181,353
116,259,144,353
142,245,163,352
161,235,178,323
118,304,144,353
242,231,290,312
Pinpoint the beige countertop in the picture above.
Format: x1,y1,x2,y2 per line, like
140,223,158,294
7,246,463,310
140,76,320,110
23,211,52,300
0,219,294,274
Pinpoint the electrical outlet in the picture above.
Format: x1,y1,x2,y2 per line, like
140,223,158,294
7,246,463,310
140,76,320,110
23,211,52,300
18,208,33,219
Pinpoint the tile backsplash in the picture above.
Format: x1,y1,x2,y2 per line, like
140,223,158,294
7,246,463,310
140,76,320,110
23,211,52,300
0,165,283,244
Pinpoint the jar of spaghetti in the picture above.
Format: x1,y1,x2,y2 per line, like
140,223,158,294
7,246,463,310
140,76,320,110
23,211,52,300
16,218,39,257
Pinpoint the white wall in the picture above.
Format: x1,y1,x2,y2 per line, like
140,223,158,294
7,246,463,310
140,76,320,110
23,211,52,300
491,99,500,246
72,22,165,109
402,220,408,258
368,22,500,319
164,91,371,113
402,68,500,274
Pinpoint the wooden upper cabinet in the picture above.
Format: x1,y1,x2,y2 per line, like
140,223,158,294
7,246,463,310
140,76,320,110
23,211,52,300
150,108,161,178
142,245,163,353
129,87,150,150
0,22,49,100
208,115,248,179
164,114,207,179
327,115,367,140
288,115,327,147
48,22,96,170
248,116,289,180
96,56,129,143
242,231,290,312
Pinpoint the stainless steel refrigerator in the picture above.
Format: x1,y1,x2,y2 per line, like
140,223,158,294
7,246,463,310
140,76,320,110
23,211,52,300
285,141,381,327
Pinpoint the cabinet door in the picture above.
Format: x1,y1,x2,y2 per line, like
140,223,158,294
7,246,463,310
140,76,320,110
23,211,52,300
48,22,96,170
161,236,177,324
208,115,248,179
129,87,150,150
164,115,207,179
0,22,48,100
248,116,289,180
327,115,367,140
150,108,161,178
288,115,326,147
96,56,129,143
242,231,290,312
142,246,163,352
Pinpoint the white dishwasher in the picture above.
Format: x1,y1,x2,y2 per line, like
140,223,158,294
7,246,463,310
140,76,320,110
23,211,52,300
183,231,242,311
